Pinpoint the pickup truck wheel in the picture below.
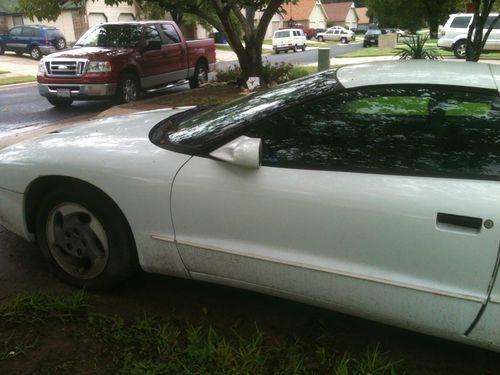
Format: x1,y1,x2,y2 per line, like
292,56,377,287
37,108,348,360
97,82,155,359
36,186,138,289
453,40,467,59
117,73,140,103
30,46,42,60
317,36,324,42
47,98,73,107
189,63,208,89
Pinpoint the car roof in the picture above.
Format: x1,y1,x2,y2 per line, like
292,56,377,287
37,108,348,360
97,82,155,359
336,61,500,92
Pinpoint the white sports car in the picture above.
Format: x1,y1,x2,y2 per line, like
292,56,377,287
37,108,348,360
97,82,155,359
1,61,500,352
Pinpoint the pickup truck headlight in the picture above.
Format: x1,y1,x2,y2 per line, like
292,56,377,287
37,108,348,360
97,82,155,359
38,60,46,74
87,61,112,73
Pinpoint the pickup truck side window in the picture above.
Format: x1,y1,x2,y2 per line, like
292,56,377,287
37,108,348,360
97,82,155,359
161,24,181,44
144,25,161,43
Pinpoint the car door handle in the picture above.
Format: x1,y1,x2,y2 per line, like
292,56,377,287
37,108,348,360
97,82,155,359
436,212,483,233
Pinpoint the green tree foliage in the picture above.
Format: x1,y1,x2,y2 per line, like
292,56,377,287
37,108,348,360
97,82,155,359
365,0,459,36
19,0,297,83
465,0,498,61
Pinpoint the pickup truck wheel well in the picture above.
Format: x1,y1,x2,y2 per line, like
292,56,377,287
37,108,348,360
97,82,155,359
25,176,132,243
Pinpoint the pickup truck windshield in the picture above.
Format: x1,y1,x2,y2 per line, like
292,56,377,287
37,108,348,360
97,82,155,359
75,24,142,48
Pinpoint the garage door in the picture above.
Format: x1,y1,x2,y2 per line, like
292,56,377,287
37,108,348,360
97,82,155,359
88,13,107,27
118,13,135,21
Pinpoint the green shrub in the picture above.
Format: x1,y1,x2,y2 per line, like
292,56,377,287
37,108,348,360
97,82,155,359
396,34,441,60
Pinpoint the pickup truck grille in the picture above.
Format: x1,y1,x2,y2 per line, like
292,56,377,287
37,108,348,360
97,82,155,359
45,59,87,77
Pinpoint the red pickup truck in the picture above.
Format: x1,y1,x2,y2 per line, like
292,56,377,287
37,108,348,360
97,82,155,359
37,21,216,106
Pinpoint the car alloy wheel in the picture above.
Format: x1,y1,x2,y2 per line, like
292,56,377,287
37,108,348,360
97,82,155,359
56,38,66,50
454,41,467,59
117,73,139,103
189,62,209,89
30,46,42,60
45,202,109,280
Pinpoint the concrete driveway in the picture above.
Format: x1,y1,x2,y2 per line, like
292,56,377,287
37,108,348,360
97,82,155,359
0,52,39,76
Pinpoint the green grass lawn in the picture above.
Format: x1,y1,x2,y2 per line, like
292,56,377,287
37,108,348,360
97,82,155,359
0,292,403,374
0,70,9,75
0,75,36,86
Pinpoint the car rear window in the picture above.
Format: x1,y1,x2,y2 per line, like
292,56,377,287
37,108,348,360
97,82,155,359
450,16,471,28
46,29,64,38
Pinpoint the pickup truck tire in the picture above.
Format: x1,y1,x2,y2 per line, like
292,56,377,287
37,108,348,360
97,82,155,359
453,40,467,59
47,98,73,107
30,46,42,60
317,36,324,42
117,73,140,103
189,62,208,89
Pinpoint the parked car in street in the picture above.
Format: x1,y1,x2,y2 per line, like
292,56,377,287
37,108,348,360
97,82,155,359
363,29,386,47
2,60,500,353
316,27,355,43
384,28,406,37
37,21,216,106
438,13,500,58
272,29,307,53
303,28,317,39
0,25,66,60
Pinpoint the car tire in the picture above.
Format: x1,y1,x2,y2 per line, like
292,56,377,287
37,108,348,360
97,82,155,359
453,40,467,59
293,45,298,52
189,62,208,89
116,73,140,103
302,44,306,51
30,46,42,60
341,37,347,44
56,38,66,50
36,185,138,289
317,36,324,42
47,98,73,107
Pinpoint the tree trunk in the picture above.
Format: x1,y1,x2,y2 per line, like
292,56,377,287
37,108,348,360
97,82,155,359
428,18,439,39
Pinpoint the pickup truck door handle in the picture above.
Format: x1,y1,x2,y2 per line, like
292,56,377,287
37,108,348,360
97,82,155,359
436,212,483,232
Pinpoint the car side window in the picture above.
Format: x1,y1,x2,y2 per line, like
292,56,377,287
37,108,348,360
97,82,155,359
10,27,22,36
245,87,500,180
160,24,180,44
21,27,34,37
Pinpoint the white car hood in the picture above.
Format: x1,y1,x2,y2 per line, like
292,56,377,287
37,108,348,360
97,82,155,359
0,107,193,192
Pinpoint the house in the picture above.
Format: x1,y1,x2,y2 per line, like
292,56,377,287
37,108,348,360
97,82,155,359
323,1,358,30
0,0,138,43
355,6,375,32
282,0,328,30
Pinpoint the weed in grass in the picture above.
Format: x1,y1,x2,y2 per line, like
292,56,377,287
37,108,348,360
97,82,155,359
0,332,38,361
0,291,87,324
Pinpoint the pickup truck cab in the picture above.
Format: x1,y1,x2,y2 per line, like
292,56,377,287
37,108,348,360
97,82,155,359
37,21,216,106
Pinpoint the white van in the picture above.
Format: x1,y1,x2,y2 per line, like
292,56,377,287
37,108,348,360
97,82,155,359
272,29,307,54
438,13,500,58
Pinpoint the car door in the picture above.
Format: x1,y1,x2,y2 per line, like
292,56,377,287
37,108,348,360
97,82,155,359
158,23,188,82
140,24,169,89
324,29,335,41
171,85,500,337
5,26,23,53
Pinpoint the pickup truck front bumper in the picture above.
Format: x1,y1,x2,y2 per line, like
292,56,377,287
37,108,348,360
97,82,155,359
38,83,117,100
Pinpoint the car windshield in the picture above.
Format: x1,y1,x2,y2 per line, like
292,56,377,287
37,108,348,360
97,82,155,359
156,70,340,150
75,24,142,48
366,30,381,35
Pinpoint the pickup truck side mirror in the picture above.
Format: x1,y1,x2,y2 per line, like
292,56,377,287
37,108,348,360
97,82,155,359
144,40,162,51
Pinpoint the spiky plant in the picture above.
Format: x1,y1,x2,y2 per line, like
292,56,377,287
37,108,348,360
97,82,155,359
396,34,442,60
